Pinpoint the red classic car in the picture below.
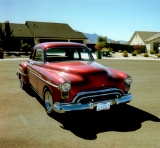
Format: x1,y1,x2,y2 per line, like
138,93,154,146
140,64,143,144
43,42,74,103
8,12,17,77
17,42,133,114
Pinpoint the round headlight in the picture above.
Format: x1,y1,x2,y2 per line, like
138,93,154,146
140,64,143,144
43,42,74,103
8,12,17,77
125,76,132,85
60,82,71,92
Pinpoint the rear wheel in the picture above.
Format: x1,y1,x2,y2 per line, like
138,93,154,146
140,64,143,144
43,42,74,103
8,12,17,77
44,89,53,114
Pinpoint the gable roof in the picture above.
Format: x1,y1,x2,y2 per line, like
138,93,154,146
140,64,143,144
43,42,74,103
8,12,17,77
129,31,160,44
145,33,160,42
26,21,87,39
1,23,33,38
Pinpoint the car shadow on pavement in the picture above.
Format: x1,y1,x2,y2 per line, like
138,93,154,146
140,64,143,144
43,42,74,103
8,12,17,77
24,88,160,140
49,105,160,140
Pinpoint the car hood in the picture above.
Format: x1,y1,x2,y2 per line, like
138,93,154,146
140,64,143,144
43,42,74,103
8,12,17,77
45,61,124,91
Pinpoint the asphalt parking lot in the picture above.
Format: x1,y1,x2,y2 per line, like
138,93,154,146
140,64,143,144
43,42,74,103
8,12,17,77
0,59,160,148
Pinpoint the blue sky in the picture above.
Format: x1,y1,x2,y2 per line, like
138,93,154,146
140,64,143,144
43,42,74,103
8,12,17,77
0,0,160,41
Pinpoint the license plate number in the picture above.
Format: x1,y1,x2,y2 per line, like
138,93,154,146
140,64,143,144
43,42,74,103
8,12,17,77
96,102,110,111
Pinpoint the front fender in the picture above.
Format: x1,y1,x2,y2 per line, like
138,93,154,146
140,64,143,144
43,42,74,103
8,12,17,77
107,67,129,93
17,62,29,85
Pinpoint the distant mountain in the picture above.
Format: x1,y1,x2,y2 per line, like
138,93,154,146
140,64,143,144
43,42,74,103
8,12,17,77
83,33,98,44
82,32,127,44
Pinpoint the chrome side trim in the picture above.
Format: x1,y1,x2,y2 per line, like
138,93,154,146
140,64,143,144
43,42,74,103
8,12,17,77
29,70,59,88
17,69,28,76
53,93,133,113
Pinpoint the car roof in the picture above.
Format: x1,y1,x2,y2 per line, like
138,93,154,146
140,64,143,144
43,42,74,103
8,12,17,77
34,42,87,51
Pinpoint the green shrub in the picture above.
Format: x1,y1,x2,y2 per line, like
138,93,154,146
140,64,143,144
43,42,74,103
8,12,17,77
111,50,115,54
157,54,160,58
109,47,113,52
101,47,110,52
144,53,149,57
132,51,137,56
150,49,156,54
0,47,3,52
122,51,128,57
21,43,31,53
118,50,122,53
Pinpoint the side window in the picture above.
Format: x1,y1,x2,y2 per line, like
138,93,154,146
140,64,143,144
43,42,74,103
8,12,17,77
34,48,44,62
73,49,80,59
74,48,91,60
82,48,93,60
29,48,35,60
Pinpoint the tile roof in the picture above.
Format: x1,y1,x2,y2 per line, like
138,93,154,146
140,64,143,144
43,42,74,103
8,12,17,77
135,31,159,41
26,21,87,39
145,33,160,42
1,23,33,37
129,31,160,43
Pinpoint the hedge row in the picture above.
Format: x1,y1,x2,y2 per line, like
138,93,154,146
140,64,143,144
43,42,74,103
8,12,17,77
108,43,146,53
87,43,146,53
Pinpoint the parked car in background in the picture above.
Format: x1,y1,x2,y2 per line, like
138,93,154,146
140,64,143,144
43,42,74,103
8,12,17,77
17,42,133,114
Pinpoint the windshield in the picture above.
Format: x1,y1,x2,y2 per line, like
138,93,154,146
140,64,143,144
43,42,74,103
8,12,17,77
45,47,94,62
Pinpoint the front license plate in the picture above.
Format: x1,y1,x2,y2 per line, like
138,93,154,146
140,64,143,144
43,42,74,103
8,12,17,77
96,102,110,111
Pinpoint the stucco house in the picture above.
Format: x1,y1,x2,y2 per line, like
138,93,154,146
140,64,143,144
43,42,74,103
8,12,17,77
129,31,160,52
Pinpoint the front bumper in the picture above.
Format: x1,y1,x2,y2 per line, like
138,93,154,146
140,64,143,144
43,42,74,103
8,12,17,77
53,93,132,113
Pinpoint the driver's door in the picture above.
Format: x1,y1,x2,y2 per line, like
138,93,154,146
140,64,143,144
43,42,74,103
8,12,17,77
28,48,44,91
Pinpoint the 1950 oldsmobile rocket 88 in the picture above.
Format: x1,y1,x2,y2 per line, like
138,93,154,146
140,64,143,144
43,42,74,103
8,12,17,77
17,42,133,114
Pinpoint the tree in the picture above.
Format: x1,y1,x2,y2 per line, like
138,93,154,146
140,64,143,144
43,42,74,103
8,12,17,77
21,43,31,53
0,24,5,48
4,21,13,51
95,36,107,59
0,24,4,58
95,36,107,51
134,44,142,54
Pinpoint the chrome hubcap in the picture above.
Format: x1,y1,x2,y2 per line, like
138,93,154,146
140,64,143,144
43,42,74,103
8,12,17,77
45,91,53,112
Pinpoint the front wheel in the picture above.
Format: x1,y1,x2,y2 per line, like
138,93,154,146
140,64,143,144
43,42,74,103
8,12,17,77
44,89,53,114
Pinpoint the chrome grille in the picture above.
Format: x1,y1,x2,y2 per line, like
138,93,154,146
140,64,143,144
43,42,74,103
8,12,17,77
72,88,124,104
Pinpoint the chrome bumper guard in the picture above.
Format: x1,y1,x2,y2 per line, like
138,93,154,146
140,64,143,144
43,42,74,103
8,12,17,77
53,93,132,113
